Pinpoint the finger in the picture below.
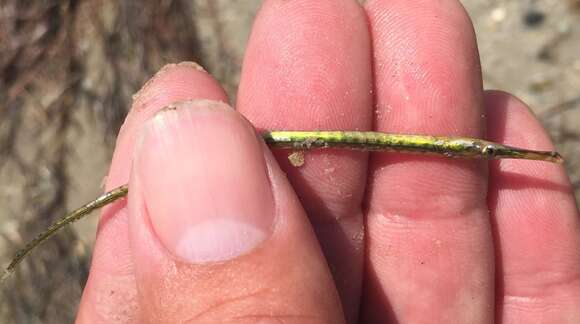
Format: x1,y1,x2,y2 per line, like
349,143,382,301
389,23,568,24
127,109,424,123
237,1,373,320
128,100,344,323
77,63,228,323
362,0,494,322
485,91,580,323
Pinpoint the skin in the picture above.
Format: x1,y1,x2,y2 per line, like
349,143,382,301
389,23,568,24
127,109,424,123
76,0,580,323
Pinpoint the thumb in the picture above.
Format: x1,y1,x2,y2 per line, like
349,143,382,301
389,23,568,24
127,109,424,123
128,100,344,323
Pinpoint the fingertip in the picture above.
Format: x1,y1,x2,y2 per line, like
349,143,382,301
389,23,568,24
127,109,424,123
127,101,344,322
238,1,373,321
239,0,372,128
78,63,228,322
484,90,580,321
365,0,483,136
107,61,229,189
362,1,494,322
132,62,215,112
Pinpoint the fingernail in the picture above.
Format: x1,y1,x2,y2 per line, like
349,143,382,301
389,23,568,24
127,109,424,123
134,100,275,263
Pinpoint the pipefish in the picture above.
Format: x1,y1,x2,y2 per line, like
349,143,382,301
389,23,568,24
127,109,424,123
0,130,563,283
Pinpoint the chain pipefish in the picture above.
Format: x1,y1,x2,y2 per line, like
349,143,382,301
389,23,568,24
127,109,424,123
1,130,563,283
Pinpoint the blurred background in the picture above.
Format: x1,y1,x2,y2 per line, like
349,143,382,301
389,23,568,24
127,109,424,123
0,0,578,322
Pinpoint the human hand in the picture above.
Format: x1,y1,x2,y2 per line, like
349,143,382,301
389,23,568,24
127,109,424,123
76,0,580,323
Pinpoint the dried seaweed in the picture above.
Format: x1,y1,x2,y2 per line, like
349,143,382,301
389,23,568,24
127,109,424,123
0,0,217,322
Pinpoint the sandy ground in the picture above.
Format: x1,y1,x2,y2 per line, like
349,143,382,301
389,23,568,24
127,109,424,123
0,0,578,322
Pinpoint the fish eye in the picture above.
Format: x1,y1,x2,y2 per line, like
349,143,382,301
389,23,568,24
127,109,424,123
483,145,496,157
